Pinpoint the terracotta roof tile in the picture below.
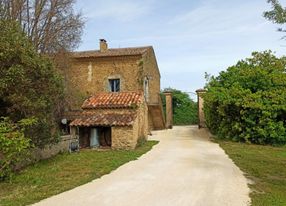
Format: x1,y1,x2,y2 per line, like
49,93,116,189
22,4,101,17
72,46,152,58
70,113,136,127
63,110,83,120
82,92,143,109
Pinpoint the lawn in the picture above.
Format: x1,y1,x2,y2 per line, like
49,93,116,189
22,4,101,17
217,140,286,206
0,141,158,206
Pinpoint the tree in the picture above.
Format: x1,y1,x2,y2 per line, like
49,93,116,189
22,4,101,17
264,0,286,36
161,88,198,125
0,0,84,53
0,20,64,147
204,51,286,145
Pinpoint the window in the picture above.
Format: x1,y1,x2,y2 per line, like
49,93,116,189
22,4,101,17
144,77,149,101
109,79,120,92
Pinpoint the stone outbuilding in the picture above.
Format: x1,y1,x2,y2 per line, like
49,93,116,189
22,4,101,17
69,92,148,149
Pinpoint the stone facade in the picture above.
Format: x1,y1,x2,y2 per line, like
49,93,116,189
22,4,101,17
65,45,161,110
112,103,148,149
141,48,161,104
32,135,76,160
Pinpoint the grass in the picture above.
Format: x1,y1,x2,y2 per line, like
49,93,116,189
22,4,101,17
0,141,158,206
217,140,286,206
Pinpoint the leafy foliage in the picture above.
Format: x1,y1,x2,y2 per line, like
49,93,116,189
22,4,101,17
204,51,286,145
264,0,286,36
162,88,198,125
0,117,36,180
0,20,64,147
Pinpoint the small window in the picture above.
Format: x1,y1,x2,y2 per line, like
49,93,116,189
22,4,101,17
144,77,149,101
109,79,120,92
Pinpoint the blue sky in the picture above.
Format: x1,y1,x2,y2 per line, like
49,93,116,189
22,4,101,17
75,0,285,98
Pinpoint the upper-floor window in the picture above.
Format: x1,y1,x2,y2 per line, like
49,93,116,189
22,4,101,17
144,77,149,102
109,79,120,92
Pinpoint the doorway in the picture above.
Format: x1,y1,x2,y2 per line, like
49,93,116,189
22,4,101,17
79,127,112,148
98,127,112,147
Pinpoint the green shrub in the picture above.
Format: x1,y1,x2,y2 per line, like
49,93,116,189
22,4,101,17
204,51,286,145
0,117,36,180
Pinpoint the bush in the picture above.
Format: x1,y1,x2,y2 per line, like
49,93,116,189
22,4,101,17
0,117,36,180
204,51,286,145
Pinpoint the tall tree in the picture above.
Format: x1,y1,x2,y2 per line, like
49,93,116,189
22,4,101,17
0,20,64,147
0,0,84,53
264,0,286,35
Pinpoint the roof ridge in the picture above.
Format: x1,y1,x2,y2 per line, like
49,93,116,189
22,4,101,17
82,92,144,109
72,46,152,54
71,46,153,58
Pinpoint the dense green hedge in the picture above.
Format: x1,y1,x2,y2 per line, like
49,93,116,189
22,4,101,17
161,88,198,125
204,51,286,145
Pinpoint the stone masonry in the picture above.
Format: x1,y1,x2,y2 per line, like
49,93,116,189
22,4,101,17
196,89,206,128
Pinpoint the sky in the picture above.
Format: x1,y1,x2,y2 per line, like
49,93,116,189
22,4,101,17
75,0,285,99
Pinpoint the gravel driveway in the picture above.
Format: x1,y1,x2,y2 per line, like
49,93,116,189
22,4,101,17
34,126,250,206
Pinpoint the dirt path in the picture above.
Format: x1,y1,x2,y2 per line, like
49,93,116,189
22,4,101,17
34,126,250,206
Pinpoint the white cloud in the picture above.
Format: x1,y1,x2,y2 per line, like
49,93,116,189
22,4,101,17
78,0,152,22
169,0,268,35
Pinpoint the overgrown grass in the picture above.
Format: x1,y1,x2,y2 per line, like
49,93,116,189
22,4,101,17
217,140,286,206
0,141,158,206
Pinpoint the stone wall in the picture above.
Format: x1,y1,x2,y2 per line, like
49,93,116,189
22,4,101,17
142,48,161,104
196,89,206,128
31,135,77,161
14,135,76,170
164,92,173,129
137,101,149,139
112,125,136,149
85,101,148,149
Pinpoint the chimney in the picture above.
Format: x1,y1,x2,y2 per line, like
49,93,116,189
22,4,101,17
163,91,173,129
100,39,108,52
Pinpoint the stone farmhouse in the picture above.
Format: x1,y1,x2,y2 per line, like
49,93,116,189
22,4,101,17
62,39,171,149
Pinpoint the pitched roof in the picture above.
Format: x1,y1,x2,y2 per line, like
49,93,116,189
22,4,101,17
72,46,152,58
70,113,136,127
82,92,143,109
